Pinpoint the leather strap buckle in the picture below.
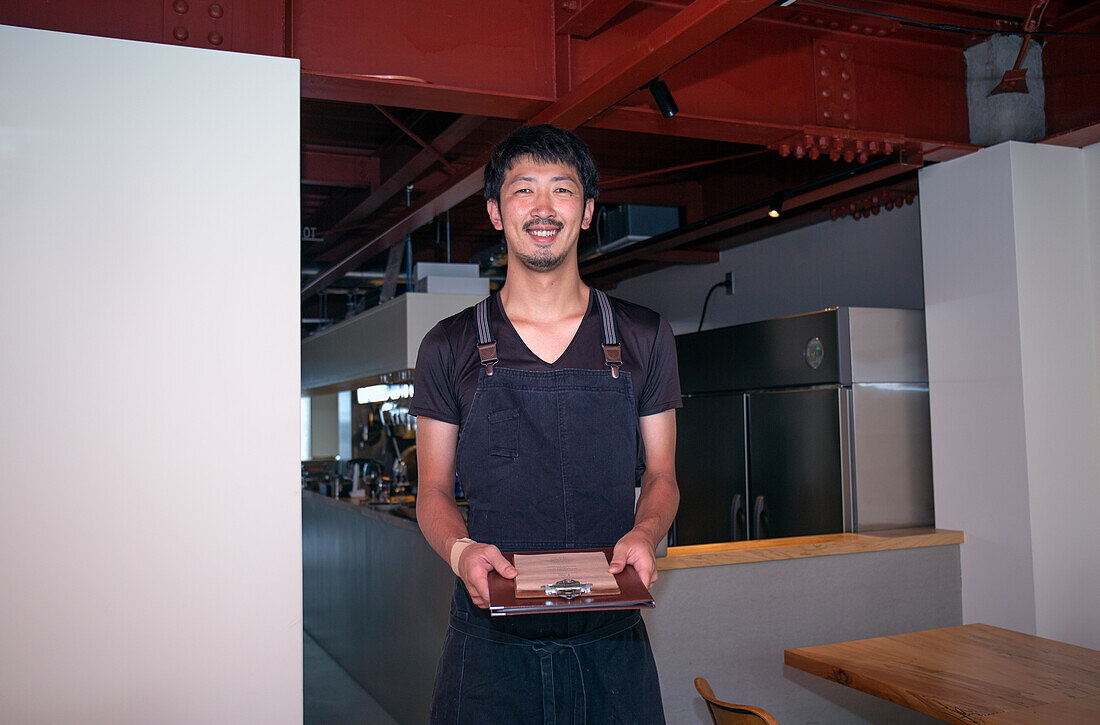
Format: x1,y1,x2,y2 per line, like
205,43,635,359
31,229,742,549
477,342,498,376
603,343,621,379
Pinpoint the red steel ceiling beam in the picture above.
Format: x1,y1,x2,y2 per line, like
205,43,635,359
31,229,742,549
301,0,778,300
320,114,486,239
556,0,635,38
581,153,924,280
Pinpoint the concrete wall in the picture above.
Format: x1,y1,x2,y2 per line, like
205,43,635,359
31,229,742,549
0,26,302,724
304,494,959,725
613,202,924,334
920,141,1100,648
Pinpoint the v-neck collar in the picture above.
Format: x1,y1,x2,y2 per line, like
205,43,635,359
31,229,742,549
493,289,594,367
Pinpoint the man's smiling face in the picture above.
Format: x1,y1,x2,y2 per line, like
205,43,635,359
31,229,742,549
486,156,595,273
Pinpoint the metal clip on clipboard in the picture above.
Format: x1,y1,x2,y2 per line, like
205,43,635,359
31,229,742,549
543,579,592,599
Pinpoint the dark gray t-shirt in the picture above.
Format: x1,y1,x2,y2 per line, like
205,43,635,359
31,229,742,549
410,292,682,433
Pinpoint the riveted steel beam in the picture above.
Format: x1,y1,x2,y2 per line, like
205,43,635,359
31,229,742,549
301,0,777,300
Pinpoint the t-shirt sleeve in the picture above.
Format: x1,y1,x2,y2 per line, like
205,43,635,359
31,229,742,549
409,322,461,425
638,317,682,417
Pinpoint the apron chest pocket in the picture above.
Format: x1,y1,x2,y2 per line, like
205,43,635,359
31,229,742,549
487,408,520,458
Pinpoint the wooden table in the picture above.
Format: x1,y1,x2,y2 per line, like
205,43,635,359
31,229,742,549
784,623,1100,724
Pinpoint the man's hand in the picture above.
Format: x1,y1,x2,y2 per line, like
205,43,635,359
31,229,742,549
455,541,517,608
609,529,658,588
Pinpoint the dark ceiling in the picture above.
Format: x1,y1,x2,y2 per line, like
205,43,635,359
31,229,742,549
5,0,1098,335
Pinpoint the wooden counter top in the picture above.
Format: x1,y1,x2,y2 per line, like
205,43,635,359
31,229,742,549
657,528,963,570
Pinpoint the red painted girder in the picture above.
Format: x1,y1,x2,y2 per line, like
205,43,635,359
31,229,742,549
556,0,634,38
293,0,558,99
534,0,778,129
301,72,552,119
301,0,777,299
581,155,924,277
302,148,380,187
315,114,487,258
0,0,286,55
1040,121,1100,148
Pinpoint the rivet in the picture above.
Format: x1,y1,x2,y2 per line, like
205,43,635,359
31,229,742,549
849,24,860,32
864,26,874,34
822,110,833,119
814,18,825,26
208,3,224,18
829,21,839,29
820,67,829,77
839,49,849,60
840,70,850,81
842,111,852,121
172,1,189,14
877,29,888,37
821,88,832,98
173,26,189,41
841,90,851,100
819,46,828,56
208,30,223,45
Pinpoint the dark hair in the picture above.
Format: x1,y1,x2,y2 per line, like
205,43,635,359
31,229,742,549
483,124,599,203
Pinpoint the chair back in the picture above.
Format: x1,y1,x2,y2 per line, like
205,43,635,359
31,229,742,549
694,677,780,725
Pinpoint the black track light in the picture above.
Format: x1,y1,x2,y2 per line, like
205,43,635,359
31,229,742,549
647,79,679,119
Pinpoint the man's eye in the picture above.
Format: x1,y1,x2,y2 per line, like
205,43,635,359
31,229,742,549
556,188,574,194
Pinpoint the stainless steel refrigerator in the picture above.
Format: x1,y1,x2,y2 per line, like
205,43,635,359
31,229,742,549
671,307,934,545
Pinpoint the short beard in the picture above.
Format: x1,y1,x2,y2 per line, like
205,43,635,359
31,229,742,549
512,247,569,272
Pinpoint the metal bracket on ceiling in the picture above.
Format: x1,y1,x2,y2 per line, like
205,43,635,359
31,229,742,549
771,126,910,164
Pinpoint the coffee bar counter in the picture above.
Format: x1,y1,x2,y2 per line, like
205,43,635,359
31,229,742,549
303,491,962,724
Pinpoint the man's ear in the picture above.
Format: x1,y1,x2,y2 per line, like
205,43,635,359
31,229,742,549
486,199,503,231
580,198,595,230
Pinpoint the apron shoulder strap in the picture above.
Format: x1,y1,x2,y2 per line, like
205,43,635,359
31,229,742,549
592,289,622,379
474,296,498,376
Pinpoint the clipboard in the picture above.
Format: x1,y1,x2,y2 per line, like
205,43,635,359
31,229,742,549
487,547,654,617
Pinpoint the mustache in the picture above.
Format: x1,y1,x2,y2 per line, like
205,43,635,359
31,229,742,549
522,216,564,231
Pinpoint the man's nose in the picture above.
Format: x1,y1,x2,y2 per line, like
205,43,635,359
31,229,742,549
530,189,555,218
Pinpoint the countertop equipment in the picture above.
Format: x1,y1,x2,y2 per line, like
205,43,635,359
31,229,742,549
672,307,934,545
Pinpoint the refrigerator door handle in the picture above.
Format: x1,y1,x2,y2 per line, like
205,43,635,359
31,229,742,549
731,493,746,541
753,495,770,540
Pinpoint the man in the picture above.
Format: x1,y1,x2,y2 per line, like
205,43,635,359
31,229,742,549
410,124,681,724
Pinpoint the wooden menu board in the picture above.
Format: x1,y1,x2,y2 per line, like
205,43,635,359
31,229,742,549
488,548,654,617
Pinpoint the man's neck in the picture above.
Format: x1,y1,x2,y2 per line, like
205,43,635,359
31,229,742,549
498,266,588,324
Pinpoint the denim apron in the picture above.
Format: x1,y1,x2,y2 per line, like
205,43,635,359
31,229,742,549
429,290,665,725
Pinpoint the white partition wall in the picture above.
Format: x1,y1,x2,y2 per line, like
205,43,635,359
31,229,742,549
0,26,302,723
920,141,1100,648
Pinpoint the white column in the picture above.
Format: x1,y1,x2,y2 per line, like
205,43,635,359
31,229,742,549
0,26,302,722
920,141,1100,648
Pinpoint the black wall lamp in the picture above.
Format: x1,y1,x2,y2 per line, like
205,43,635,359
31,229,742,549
646,78,679,118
